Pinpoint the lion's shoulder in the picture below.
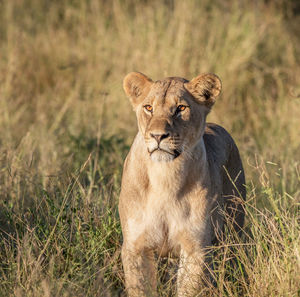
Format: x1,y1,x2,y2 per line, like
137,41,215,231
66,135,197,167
204,123,234,143
203,123,236,169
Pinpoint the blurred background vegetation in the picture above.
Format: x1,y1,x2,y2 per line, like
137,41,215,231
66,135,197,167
0,0,299,296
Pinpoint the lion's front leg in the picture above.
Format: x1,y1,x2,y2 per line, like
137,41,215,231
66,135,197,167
121,245,157,297
177,248,214,297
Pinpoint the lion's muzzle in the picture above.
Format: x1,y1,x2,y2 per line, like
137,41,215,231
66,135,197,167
146,133,181,162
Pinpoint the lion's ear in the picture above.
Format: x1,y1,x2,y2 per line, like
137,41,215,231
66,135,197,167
184,74,222,108
123,72,153,109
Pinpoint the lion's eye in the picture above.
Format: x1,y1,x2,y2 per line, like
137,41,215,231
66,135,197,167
176,105,187,113
144,105,153,112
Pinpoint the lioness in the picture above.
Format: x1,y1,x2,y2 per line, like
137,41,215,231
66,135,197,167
119,72,246,296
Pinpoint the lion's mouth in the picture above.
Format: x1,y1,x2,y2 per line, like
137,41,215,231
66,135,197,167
148,148,181,159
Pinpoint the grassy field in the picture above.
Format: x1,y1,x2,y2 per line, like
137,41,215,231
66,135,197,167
0,0,299,296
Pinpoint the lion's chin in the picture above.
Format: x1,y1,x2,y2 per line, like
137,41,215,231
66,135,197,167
150,149,179,162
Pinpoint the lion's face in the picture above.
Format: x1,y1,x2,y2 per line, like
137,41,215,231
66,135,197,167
123,72,221,162
136,78,206,162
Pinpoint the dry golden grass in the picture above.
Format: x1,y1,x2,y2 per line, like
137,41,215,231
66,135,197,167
0,0,299,296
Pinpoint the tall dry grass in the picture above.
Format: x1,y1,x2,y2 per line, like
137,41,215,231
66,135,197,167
0,0,299,296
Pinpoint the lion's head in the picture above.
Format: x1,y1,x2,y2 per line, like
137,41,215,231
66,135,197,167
123,72,222,162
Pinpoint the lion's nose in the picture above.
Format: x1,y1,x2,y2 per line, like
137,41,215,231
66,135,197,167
150,133,170,144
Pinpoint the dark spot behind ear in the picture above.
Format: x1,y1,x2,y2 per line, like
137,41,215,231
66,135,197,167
203,89,210,101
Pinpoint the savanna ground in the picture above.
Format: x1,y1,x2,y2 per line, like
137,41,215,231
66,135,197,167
0,0,299,296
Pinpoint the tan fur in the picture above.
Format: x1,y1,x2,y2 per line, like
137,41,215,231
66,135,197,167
119,72,246,296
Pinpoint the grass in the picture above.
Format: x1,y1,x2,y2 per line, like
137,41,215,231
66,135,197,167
0,0,299,296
